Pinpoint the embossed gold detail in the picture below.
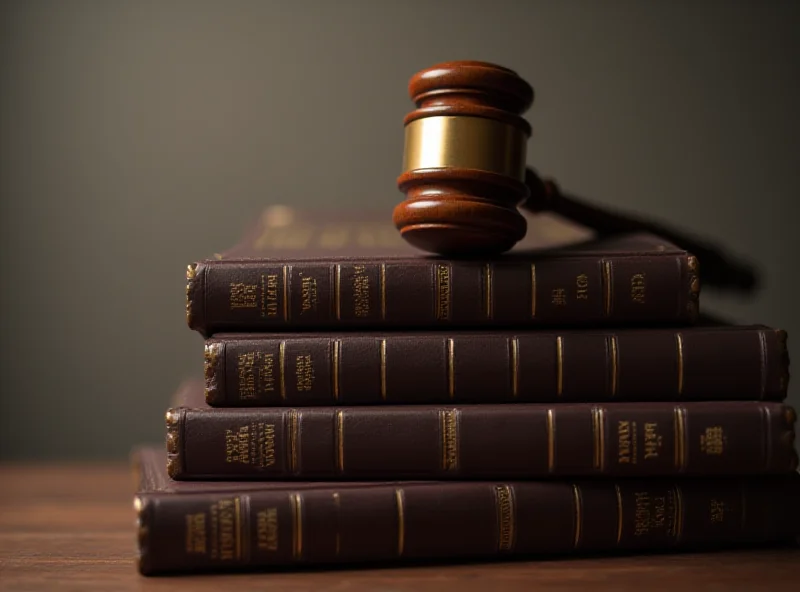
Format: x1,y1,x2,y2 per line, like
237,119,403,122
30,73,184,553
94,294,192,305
511,337,519,398
547,409,556,473
441,409,459,472
602,260,613,317
165,408,180,427
758,330,768,400
676,333,684,396
687,256,698,273
380,264,387,320
290,493,303,560
447,338,455,400
592,407,606,471
495,485,515,552
785,406,797,426
289,410,299,474
572,484,583,549
279,341,287,401
166,431,178,454
166,457,179,479
380,339,388,401
484,263,493,319
403,115,527,180
530,264,537,318
615,484,623,544
674,407,686,470
435,264,451,321
336,410,344,473
282,266,290,321
185,263,198,326
609,336,619,397
334,264,342,320
556,336,564,397
203,342,222,402
395,488,406,556
333,340,341,402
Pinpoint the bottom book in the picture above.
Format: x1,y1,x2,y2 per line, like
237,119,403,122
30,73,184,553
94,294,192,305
133,445,800,576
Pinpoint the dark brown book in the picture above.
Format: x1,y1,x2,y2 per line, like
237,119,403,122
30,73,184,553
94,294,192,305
165,398,798,480
186,206,700,336
202,325,789,406
132,444,800,575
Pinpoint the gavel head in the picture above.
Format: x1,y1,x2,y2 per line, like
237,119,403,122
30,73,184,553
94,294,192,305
394,61,534,255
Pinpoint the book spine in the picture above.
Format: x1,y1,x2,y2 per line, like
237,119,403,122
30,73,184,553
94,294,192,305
204,328,789,406
186,254,700,335
135,476,800,575
165,402,798,480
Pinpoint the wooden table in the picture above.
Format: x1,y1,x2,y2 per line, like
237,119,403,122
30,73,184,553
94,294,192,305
2,463,799,591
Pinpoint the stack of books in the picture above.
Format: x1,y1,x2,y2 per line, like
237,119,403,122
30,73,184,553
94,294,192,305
133,205,798,576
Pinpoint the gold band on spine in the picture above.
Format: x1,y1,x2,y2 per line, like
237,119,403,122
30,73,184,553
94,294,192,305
279,341,286,401
602,260,613,317
288,410,299,474
674,406,686,470
290,493,303,560
447,338,455,400
547,409,556,473
395,489,406,556
615,484,623,545
556,336,564,396
234,497,242,561
673,485,684,542
380,264,387,320
402,115,527,180
676,333,684,396
332,340,341,402
334,264,342,320
572,484,583,549
530,264,536,318
332,492,341,556
336,410,344,473
380,339,387,401
592,407,606,471
511,337,519,398
282,265,290,321
609,336,618,397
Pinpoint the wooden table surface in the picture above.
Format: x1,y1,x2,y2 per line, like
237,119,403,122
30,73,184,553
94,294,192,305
1,463,799,591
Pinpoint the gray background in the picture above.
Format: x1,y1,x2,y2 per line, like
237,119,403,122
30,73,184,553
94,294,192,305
1,0,797,460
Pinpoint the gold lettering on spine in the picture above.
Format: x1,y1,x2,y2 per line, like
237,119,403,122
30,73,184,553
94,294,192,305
556,336,564,397
257,507,278,552
336,410,344,473
395,489,406,556
435,264,451,320
279,341,286,401
615,484,623,545
447,338,455,400
572,484,583,549
547,409,556,473
495,485,515,552
380,339,387,401
290,493,303,560
380,264,386,320
484,263,493,319
282,266,290,321
676,333,684,396
332,340,341,402
609,336,619,397
440,410,459,472
511,337,519,398
334,264,341,320
530,264,537,318
288,410,299,474
674,407,686,470
603,260,613,317
593,407,606,471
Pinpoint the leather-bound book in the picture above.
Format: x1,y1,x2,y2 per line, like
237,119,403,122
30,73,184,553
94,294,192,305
132,444,800,575
200,324,789,406
186,206,700,336
165,379,798,481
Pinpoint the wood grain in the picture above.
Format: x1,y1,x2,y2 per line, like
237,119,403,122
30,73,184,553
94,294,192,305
1,463,799,591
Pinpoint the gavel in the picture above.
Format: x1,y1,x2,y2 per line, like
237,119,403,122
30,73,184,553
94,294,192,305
394,60,756,292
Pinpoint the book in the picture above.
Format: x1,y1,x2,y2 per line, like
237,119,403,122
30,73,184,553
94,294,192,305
186,206,700,336
201,324,789,406
165,399,798,480
132,445,800,575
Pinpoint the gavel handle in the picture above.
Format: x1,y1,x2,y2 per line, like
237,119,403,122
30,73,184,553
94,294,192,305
523,168,757,292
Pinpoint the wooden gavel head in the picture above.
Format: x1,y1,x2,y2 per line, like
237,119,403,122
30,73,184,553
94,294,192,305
394,60,535,255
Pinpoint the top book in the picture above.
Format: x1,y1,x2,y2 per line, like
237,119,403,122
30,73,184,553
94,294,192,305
186,206,700,336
